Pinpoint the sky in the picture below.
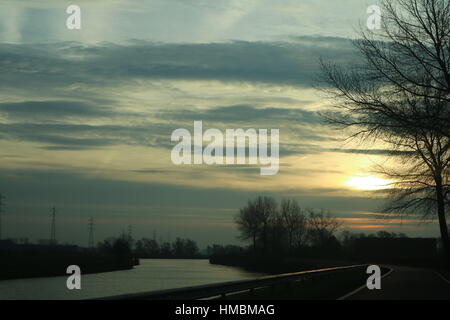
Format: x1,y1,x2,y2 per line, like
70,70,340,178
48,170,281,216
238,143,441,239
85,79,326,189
0,0,442,247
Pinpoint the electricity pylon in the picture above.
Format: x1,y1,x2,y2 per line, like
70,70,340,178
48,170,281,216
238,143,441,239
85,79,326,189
128,225,133,243
50,206,56,245
88,217,94,248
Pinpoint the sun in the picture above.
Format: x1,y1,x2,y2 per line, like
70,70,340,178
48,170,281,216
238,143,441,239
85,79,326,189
345,175,392,191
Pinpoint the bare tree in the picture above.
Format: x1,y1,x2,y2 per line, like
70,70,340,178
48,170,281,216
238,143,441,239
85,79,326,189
254,196,278,252
321,0,450,259
280,199,308,252
328,0,450,135
267,210,287,253
307,209,341,247
235,199,262,252
234,196,278,252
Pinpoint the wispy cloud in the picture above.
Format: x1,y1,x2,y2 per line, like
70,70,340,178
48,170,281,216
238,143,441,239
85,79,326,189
0,37,358,90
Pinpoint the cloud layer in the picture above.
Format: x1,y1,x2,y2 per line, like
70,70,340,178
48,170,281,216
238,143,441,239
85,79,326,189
0,26,434,245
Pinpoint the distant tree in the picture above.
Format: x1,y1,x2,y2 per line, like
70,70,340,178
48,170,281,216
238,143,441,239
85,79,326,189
134,238,159,257
172,238,184,257
112,238,132,256
135,239,145,256
339,230,409,253
375,230,409,238
235,196,278,253
255,196,277,252
235,197,343,255
134,237,198,258
339,230,357,248
235,198,262,252
97,237,132,257
159,242,172,257
206,244,221,256
267,211,287,253
142,238,159,257
376,231,394,239
207,244,244,256
280,199,308,252
307,210,341,247
183,239,199,257
97,237,116,253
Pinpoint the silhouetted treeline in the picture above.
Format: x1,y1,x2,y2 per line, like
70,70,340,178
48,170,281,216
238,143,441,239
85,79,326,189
339,230,408,254
0,237,137,280
97,237,133,257
209,196,416,273
208,229,412,273
208,230,407,258
235,196,342,256
132,237,201,259
206,244,244,256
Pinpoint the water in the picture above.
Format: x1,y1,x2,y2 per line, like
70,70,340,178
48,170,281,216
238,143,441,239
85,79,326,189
0,259,263,300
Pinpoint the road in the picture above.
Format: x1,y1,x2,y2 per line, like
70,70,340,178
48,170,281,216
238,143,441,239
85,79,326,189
347,266,450,300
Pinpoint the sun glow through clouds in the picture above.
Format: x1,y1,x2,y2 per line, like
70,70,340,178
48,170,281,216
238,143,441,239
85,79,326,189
345,175,392,191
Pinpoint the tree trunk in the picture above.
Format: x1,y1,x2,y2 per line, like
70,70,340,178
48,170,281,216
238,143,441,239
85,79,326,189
262,223,267,253
436,182,450,263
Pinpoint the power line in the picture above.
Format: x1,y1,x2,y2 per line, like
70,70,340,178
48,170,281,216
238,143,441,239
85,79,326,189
50,206,56,245
128,225,132,242
88,217,94,248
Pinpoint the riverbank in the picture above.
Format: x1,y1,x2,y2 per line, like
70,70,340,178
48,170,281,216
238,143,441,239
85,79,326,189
0,250,137,280
0,259,261,300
